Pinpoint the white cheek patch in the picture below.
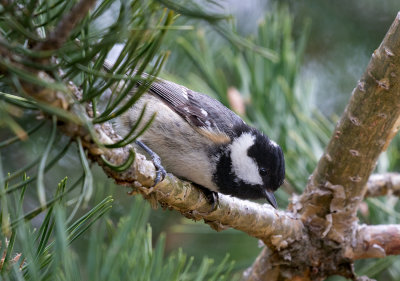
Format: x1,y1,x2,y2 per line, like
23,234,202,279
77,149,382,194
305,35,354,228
229,133,263,185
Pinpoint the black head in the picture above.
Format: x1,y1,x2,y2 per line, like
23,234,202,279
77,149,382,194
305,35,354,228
213,128,285,208
247,129,285,208
247,129,285,191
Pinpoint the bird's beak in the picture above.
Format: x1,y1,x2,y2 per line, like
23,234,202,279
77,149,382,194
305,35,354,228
264,190,277,209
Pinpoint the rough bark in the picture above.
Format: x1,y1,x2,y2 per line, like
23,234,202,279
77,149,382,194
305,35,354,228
296,11,400,242
345,224,400,260
150,175,304,245
365,173,400,198
245,12,400,280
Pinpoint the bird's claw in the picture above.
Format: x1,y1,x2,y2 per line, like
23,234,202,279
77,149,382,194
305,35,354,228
195,184,219,211
136,140,166,187
207,191,219,211
153,156,166,186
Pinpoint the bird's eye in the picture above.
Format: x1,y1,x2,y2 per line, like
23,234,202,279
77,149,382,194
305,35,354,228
259,167,268,176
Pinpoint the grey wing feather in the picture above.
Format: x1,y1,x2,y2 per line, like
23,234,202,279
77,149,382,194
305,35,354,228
147,78,245,142
102,60,243,142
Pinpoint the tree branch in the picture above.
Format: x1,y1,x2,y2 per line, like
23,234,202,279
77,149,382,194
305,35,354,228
34,0,97,52
345,224,400,260
365,173,400,198
245,12,400,281
150,176,304,245
295,12,400,243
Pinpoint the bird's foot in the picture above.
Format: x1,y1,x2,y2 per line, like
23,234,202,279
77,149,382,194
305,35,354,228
136,140,166,186
194,184,219,211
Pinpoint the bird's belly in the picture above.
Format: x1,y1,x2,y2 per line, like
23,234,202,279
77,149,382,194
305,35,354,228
117,93,219,191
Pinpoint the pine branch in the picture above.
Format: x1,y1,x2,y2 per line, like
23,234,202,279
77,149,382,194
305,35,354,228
34,0,97,52
346,224,400,260
244,12,400,281
365,173,400,198
0,1,304,247
148,176,304,245
296,11,400,242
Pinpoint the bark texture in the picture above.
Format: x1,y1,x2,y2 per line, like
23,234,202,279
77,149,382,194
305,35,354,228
245,12,400,280
346,224,400,260
365,173,400,198
296,11,400,242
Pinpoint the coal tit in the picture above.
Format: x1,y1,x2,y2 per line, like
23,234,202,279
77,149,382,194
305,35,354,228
117,76,285,208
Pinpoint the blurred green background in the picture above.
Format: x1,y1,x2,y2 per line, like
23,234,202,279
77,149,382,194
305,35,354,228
3,1,400,280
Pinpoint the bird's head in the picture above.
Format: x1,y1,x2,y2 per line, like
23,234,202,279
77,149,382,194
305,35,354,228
228,129,285,208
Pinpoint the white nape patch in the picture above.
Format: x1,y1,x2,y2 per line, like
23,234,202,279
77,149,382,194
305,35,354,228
270,140,278,148
229,133,263,185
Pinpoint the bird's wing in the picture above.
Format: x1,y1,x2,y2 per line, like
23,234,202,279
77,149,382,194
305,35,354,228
102,60,244,144
147,78,245,144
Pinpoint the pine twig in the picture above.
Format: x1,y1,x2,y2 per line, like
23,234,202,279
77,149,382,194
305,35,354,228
34,0,97,52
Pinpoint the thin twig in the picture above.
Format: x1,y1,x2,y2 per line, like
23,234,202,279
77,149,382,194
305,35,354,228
35,0,97,51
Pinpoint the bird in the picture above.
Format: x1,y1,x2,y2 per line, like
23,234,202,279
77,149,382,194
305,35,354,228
113,70,285,209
